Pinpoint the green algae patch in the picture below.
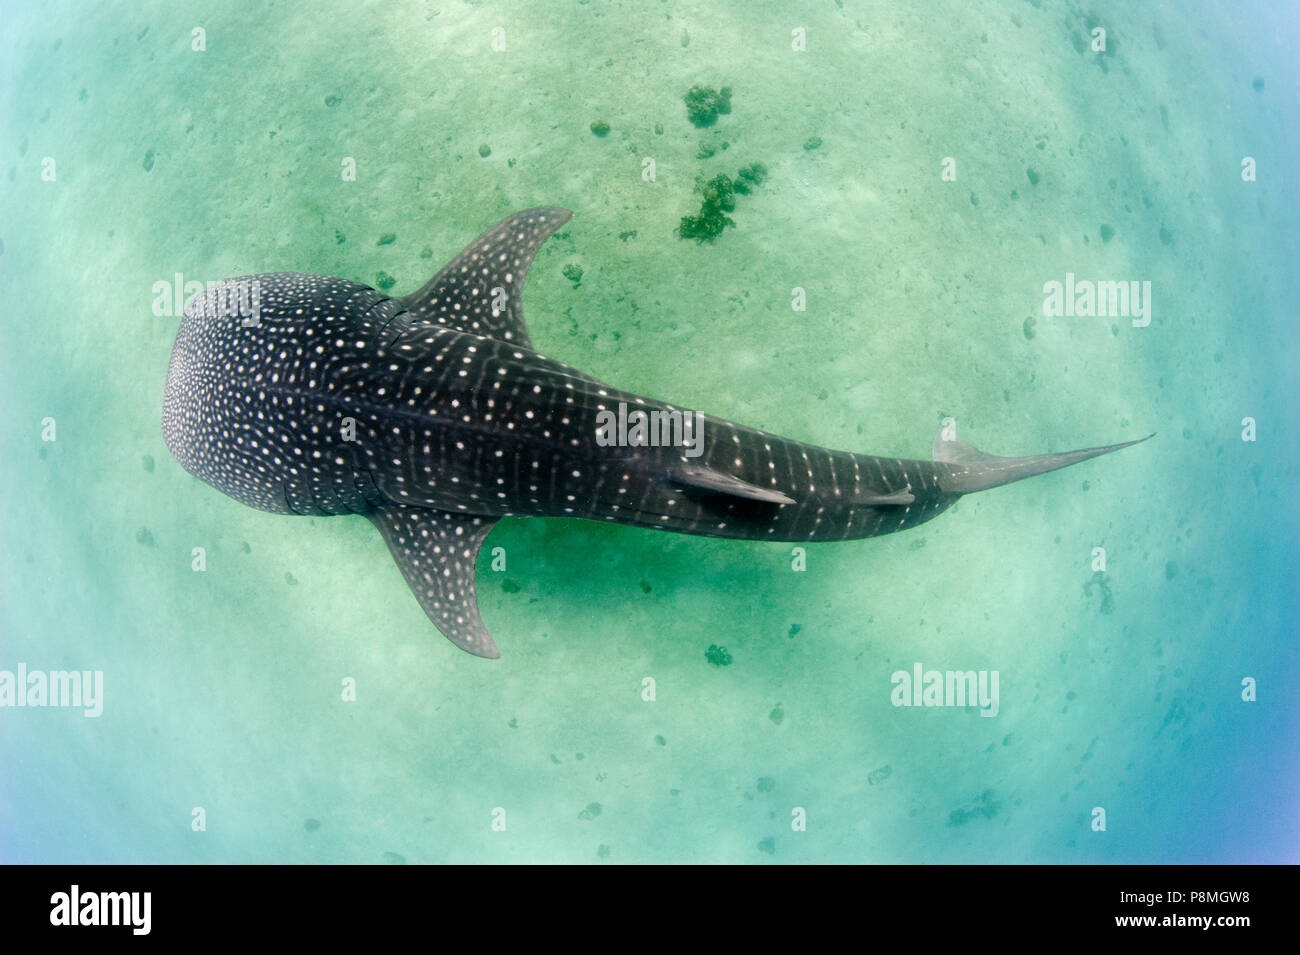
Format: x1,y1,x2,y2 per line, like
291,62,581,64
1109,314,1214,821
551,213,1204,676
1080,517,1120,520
679,174,735,242
679,164,767,243
683,84,731,127
705,644,732,666
947,790,1001,827
1084,571,1115,614
733,162,767,193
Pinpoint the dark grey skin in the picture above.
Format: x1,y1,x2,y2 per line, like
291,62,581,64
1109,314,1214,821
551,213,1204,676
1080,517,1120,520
163,208,1150,658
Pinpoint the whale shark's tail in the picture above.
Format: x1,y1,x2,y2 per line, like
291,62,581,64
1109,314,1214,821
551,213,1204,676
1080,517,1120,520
932,430,1153,495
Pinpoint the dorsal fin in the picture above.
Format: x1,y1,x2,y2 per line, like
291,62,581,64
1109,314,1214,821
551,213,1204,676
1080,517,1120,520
397,207,572,348
932,432,1008,468
367,503,501,658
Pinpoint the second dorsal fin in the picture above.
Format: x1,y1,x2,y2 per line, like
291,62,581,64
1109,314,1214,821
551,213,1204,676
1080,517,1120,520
397,207,572,348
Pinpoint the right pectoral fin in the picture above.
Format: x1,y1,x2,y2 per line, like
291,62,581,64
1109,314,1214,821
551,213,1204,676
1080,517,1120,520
367,504,501,659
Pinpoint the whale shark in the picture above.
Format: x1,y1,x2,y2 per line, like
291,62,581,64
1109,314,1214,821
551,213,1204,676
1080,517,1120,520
162,207,1150,658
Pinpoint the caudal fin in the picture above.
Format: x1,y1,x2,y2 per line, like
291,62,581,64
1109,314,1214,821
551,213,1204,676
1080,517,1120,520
932,430,1153,494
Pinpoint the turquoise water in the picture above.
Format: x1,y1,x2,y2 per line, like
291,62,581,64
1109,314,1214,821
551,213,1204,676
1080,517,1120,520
1,0,1296,863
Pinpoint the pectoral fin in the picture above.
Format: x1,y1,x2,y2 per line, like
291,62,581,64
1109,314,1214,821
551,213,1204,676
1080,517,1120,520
398,207,572,348
367,504,501,659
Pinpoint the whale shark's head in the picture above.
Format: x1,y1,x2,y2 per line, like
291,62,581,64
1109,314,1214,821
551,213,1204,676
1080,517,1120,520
160,307,200,472
163,271,397,515
162,274,313,514
163,280,258,509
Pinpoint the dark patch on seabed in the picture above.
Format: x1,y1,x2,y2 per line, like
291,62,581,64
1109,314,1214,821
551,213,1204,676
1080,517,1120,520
949,791,1002,827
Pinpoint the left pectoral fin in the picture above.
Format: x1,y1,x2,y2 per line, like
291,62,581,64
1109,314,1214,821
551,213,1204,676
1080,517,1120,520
398,207,572,347
367,504,501,659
